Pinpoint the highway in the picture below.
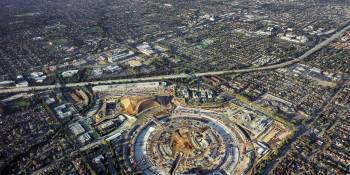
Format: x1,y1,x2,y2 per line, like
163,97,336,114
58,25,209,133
1,22,350,94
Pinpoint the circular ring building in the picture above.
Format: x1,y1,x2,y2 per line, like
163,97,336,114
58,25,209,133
121,107,254,175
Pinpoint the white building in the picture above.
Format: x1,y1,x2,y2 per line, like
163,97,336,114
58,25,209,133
69,122,85,136
16,81,29,87
137,43,155,56
62,70,79,78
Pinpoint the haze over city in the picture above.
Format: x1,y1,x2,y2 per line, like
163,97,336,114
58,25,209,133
0,0,349,175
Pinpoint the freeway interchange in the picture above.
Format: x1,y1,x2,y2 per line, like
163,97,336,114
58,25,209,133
1,21,350,94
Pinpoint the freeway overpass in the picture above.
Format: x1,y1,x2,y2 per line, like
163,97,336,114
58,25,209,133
1,22,350,94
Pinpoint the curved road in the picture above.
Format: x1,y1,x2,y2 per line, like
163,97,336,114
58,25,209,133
1,22,350,94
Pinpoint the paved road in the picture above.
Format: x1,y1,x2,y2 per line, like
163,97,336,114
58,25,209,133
261,76,350,175
1,22,350,94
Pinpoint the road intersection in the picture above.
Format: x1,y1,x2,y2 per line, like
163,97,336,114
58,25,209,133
1,21,350,94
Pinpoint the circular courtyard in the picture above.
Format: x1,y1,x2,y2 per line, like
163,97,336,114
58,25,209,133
123,108,252,175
